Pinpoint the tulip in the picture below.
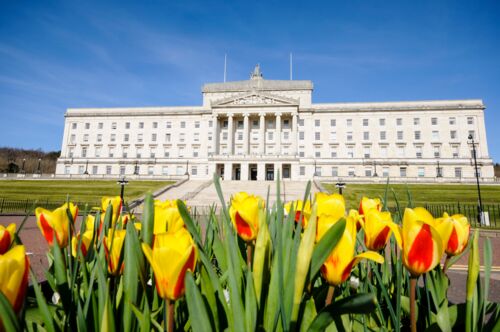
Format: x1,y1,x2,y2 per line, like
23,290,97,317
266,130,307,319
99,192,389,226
362,209,400,251
400,207,444,277
102,196,122,225
71,215,95,257
154,200,185,235
104,229,126,275
0,223,16,254
36,202,78,248
318,211,384,286
358,197,381,216
315,192,345,221
141,228,197,300
284,200,312,227
229,192,264,242
433,213,470,256
0,245,29,313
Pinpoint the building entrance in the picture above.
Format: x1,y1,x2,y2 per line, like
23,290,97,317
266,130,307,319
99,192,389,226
282,164,291,179
232,164,241,180
249,164,257,181
265,164,274,181
216,164,225,180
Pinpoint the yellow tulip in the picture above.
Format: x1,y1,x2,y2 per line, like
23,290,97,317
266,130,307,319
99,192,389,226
0,245,29,313
359,197,381,216
71,215,95,257
36,202,78,248
102,196,122,225
229,192,264,242
400,207,444,276
315,192,345,221
433,213,470,256
362,210,400,251
141,228,197,300
154,200,185,235
319,212,384,286
0,223,16,254
285,200,312,227
104,229,126,275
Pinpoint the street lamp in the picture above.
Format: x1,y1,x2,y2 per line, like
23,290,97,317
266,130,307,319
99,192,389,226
335,180,346,195
468,134,484,224
36,158,42,174
21,159,26,173
373,161,378,177
185,160,189,176
133,160,139,175
83,160,89,175
117,177,129,202
436,160,442,178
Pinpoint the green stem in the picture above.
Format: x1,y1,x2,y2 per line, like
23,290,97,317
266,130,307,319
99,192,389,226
247,242,253,268
443,255,450,274
410,277,417,332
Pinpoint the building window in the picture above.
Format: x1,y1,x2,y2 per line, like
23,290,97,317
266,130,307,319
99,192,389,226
237,121,243,129
237,132,243,141
299,132,304,140
70,134,76,144
315,150,321,158
268,132,274,140
139,122,144,129
125,122,130,129
148,166,154,175
400,167,407,177
365,169,372,177
83,134,89,142
98,122,103,129
180,121,186,129
283,131,289,140
135,148,141,158
452,146,459,158
468,130,475,139
165,133,171,142
92,166,98,175
137,134,143,143
449,130,457,140
298,119,304,126
348,167,355,177
380,146,387,157
150,149,156,158
178,147,184,157
162,166,169,176
413,118,420,125
97,134,102,142
347,146,354,158
397,131,403,140
315,132,321,140
347,132,353,141
431,117,438,125
85,123,90,129
81,147,87,158
380,131,386,140
111,122,117,130
122,147,128,158
164,149,169,157
379,118,386,126
166,122,171,128
153,122,158,129
416,146,423,158
194,121,200,129
179,133,185,142
106,166,112,175
330,119,336,127
382,167,389,177
78,165,85,174
433,146,440,158
209,120,213,128
363,119,369,126
222,132,228,140
124,134,129,142
396,118,402,126
315,119,320,127
68,147,74,158
95,146,101,157
331,148,337,158
283,119,290,128
193,148,199,157
455,167,462,178
449,117,456,125
363,132,369,140
72,123,77,129
346,119,352,127
432,131,439,140
467,117,474,125
110,134,116,142
418,167,425,177
414,131,421,140
363,146,370,158
191,167,197,175
120,166,126,175
300,166,305,176
299,151,305,157
397,146,405,157
194,133,200,142
331,167,338,177
330,132,337,141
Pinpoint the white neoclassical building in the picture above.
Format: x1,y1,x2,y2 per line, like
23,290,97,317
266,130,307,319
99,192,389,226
55,65,494,182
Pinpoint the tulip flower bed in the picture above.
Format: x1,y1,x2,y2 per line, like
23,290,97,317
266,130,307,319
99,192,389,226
0,176,499,331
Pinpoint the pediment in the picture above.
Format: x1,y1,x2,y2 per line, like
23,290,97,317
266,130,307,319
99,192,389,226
212,92,299,108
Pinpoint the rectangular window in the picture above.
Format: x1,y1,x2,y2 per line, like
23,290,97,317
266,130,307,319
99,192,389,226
162,166,169,176
110,134,116,142
180,121,186,129
414,131,421,140
151,133,157,142
78,165,85,174
434,146,440,158
396,118,402,126
298,119,304,126
331,167,338,177
148,166,154,175
300,166,305,176
178,147,185,157
380,146,387,157
397,146,405,157
363,119,369,126
348,167,355,177
365,169,372,177
193,148,199,157
191,167,197,175
98,122,103,129
194,133,200,142
400,167,407,177
70,134,76,143
315,167,322,176
92,166,98,175
153,122,158,129
449,117,456,125
330,132,337,140
431,117,438,125
346,119,352,127
330,119,336,127
81,147,87,158
135,147,141,158
315,119,320,127
450,131,457,139
122,147,128,158
363,132,369,140
72,123,77,129
124,134,129,142
414,118,420,125
268,132,273,140
68,147,74,158
315,150,321,158
125,122,130,129
468,130,475,139
95,146,101,157
379,118,386,126
363,146,370,158
315,132,321,140
179,133,185,142
299,132,304,140
222,132,228,140
106,166,112,175
109,147,115,158
137,134,143,143
165,133,171,142
111,122,117,130
452,146,459,158
164,149,169,157
139,122,144,129
416,146,422,158
432,131,439,140
83,134,89,142
85,123,90,129
467,117,474,125
238,132,243,141
382,167,389,177
166,122,171,128
283,119,289,128
455,167,462,178
418,167,425,177
347,132,353,141
97,134,102,142
150,149,156,158
194,121,200,128
209,120,213,128
283,131,289,140
347,146,354,158
331,149,337,158
237,120,243,129
397,131,403,140
380,131,386,140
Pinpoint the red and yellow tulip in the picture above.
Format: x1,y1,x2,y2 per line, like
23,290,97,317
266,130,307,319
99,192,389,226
141,228,197,300
101,196,122,225
103,229,126,275
229,192,264,242
358,197,381,216
400,207,444,276
285,200,312,227
0,223,16,254
0,245,29,313
362,209,400,251
315,192,345,221
71,215,95,257
36,203,78,248
318,211,384,286
154,200,185,235
433,213,470,256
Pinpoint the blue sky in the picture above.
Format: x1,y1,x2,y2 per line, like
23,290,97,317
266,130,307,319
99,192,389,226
1,1,499,161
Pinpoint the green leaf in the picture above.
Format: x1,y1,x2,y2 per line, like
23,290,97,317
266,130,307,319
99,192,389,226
307,293,378,332
465,230,480,332
252,206,271,307
185,271,214,332
299,298,317,332
29,270,56,332
76,299,87,332
0,290,20,332
245,269,258,332
141,192,154,246
177,200,203,248
308,218,346,282
200,265,219,330
436,301,451,332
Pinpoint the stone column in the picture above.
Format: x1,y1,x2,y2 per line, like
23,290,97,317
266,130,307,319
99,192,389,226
212,115,219,155
243,113,250,155
228,114,234,155
291,113,298,156
275,113,281,155
259,113,266,154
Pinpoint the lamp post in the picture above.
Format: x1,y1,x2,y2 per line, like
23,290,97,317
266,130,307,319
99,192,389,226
117,177,129,202
436,161,442,178
373,161,378,177
36,158,41,174
83,160,89,175
134,160,139,175
185,160,189,176
468,134,484,223
335,180,346,195
21,159,26,173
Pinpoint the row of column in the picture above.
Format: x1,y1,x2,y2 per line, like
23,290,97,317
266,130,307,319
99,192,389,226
212,113,298,156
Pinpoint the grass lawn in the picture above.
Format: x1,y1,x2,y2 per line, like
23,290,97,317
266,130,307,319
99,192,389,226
0,180,174,204
322,182,500,210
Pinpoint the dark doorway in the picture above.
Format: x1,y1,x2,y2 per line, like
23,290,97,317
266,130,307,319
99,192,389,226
217,164,225,180
249,164,257,181
233,164,241,180
282,164,291,179
265,164,274,181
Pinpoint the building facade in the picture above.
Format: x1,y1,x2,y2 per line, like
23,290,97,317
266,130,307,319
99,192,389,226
56,66,494,182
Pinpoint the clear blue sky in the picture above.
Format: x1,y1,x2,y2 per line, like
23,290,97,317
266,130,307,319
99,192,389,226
1,1,499,161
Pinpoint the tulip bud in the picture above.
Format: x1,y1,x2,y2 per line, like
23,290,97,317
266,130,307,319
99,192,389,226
284,200,311,227
104,229,126,275
229,192,264,242
362,210,400,251
315,192,345,221
359,197,381,216
102,196,122,226
0,245,29,313
154,200,185,235
433,213,470,256
141,228,197,300
0,223,16,254
36,203,78,248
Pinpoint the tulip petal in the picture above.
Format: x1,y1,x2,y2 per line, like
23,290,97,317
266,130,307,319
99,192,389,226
235,212,254,240
172,246,197,299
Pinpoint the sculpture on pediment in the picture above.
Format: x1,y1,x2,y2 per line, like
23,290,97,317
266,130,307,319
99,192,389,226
250,64,263,79
232,95,277,105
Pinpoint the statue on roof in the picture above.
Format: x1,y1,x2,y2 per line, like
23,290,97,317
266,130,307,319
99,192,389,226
250,64,263,79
